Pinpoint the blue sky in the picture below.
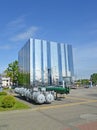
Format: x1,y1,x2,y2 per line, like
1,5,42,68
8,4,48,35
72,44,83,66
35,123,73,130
0,0,97,79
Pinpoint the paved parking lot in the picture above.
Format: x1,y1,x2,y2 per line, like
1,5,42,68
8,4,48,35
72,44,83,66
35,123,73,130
0,86,97,130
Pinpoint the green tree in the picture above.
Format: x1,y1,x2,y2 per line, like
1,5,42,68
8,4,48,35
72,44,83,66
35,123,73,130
90,73,97,85
4,60,18,85
18,72,30,87
75,79,89,86
81,79,89,85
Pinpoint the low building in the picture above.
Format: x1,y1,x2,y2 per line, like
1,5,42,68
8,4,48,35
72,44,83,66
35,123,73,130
0,77,11,88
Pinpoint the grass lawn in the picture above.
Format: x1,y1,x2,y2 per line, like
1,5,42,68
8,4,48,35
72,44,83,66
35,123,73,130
0,93,30,111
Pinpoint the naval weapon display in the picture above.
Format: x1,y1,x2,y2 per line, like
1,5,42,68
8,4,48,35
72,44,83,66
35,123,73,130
14,85,70,104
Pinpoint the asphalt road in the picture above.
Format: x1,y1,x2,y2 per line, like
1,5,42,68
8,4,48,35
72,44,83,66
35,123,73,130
0,86,97,130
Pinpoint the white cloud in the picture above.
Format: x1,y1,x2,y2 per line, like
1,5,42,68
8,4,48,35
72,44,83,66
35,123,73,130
4,16,39,42
0,45,12,50
6,16,26,35
10,26,39,41
7,16,25,27
8,15,27,28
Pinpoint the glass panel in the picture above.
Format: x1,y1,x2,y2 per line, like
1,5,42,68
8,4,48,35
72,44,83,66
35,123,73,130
50,42,59,85
42,40,48,85
57,43,62,84
61,43,66,77
18,40,30,88
47,42,52,85
34,39,42,86
67,45,74,76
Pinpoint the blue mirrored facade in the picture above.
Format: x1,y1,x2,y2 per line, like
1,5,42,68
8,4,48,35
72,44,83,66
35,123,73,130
18,38,74,87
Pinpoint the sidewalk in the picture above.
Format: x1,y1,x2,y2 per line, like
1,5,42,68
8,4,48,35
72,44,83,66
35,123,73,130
65,121,97,130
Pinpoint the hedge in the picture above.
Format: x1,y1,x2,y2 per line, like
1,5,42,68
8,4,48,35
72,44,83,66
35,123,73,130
1,95,16,108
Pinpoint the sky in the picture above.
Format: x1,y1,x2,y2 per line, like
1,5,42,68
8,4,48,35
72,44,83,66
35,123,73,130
0,0,97,79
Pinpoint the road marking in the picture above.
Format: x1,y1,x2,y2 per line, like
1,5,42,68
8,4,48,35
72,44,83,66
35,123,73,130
1,97,97,114
66,96,95,101
30,99,97,111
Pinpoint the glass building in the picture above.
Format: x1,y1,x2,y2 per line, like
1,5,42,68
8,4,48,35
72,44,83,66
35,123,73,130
18,38,74,87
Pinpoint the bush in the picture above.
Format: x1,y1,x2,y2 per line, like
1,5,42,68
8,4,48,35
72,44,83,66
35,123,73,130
1,95,16,108
0,91,7,96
